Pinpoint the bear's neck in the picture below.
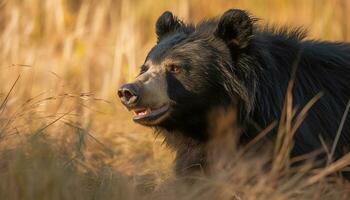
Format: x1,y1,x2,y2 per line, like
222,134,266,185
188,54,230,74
244,32,350,155
246,34,303,130
158,110,210,142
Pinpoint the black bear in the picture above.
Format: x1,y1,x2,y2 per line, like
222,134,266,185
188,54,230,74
117,9,350,177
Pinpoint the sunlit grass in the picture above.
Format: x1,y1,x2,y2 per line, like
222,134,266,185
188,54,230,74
0,0,350,199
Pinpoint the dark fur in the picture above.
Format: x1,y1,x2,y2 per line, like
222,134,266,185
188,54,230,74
146,9,350,176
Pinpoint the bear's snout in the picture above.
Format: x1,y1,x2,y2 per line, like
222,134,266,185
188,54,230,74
118,83,140,108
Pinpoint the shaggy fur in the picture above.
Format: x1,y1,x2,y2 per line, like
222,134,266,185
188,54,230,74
127,9,350,177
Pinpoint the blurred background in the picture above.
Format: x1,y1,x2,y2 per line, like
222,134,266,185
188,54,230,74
1,0,349,99
0,0,350,199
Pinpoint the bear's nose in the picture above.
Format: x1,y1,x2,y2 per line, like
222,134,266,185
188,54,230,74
117,83,139,107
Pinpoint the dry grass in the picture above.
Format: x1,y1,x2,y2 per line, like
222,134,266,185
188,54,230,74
1,0,350,199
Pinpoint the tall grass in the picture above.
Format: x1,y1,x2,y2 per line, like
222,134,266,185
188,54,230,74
1,0,350,199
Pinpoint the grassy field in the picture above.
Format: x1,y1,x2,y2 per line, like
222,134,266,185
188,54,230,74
1,0,350,199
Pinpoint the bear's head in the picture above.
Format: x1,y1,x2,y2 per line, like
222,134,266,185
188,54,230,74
118,9,257,140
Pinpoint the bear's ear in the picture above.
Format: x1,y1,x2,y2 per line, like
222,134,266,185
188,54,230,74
215,9,254,49
156,11,183,42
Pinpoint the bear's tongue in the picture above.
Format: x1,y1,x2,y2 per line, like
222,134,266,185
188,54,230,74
132,104,169,120
134,108,151,116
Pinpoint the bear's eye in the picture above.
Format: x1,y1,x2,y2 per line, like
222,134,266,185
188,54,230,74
167,64,181,74
140,65,149,74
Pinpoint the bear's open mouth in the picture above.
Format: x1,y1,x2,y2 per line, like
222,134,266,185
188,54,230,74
132,104,170,124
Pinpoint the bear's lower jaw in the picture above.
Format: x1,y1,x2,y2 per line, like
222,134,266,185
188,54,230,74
132,104,170,125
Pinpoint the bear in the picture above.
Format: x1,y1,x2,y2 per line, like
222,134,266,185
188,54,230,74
117,9,350,177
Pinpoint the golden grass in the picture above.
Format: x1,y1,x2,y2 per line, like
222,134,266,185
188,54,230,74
1,0,350,199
